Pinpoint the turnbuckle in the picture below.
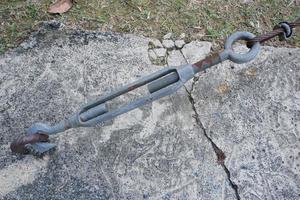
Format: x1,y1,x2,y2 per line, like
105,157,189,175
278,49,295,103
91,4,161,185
10,31,261,156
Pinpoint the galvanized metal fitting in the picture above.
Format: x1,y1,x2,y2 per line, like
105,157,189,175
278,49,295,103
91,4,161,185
221,31,261,64
11,31,261,156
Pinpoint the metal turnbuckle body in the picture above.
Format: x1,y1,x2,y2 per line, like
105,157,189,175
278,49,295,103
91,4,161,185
10,31,261,156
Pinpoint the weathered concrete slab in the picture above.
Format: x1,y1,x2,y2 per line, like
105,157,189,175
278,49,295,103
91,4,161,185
1,22,299,200
0,24,234,199
192,47,300,199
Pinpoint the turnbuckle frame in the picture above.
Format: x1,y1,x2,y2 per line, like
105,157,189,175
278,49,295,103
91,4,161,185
10,31,261,156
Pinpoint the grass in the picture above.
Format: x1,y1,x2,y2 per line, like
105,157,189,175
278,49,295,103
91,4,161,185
0,0,299,54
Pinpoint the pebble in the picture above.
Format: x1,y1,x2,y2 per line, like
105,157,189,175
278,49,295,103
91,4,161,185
167,50,186,66
162,40,175,50
181,41,212,63
179,33,186,39
148,48,167,65
175,40,185,49
163,33,173,40
148,49,157,62
153,48,167,58
149,39,163,48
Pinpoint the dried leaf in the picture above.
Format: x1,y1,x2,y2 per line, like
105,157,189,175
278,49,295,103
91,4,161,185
48,0,73,14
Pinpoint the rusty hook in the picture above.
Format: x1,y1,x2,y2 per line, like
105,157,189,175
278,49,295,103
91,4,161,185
10,133,50,154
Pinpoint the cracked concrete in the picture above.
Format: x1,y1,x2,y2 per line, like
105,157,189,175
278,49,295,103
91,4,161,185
185,88,240,200
165,45,241,199
191,48,300,199
0,23,299,200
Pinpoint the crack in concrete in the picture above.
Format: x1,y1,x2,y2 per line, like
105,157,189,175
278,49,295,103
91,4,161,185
179,49,188,64
184,85,241,200
162,47,240,199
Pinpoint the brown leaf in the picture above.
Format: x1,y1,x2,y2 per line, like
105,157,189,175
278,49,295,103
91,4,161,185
48,0,73,14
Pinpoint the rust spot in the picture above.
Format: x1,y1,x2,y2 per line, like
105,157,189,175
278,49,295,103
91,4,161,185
193,53,220,70
212,143,226,165
217,83,230,95
127,84,139,91
10,133,49,154
245,67,257,76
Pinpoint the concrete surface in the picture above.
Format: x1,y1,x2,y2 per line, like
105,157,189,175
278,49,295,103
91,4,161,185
0,22,299,200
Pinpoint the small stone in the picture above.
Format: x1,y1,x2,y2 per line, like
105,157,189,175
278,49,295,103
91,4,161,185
148,39,163,49
163,32,172,40
181,41,212,63
148,49,157,62
175,40,185,49
167,50,186,66
249,21,255,28
162,40,175,50
245,67,257,76
217,83,230,95
153,48,167,65
154,48,167,58
179,33,186,39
